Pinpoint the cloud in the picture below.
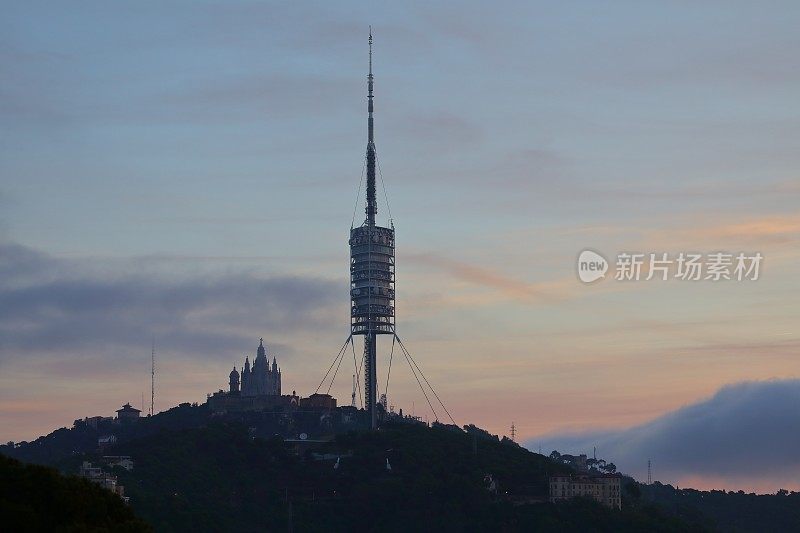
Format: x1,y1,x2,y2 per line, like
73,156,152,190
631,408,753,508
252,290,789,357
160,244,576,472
407,251,575,304
673,214,800,246
0,242,341,362
625,212,800,260
531,379,800,491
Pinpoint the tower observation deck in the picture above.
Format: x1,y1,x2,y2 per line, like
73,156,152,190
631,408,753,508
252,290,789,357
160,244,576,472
350,30,394,429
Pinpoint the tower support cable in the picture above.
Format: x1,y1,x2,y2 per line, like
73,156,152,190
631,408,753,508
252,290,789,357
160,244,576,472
399,342,438,422
376,156,393,223
383,334,396,401
327,340,348,395
349,336,364,408
316,336,352,394
351,158,367,229
396,335,457,426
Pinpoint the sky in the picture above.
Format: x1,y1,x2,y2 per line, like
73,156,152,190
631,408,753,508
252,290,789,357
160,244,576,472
1,1,799,492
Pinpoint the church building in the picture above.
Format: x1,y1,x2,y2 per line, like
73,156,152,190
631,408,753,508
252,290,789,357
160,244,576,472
229,338,281,396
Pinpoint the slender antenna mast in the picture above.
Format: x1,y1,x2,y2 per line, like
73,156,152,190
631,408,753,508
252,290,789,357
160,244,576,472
647,459,652,485
351,374,357,407
365,26,376,227
510,422,516,442
150,340,155,416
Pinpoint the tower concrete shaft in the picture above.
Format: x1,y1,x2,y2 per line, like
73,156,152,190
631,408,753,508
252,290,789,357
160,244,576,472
364,333,377,428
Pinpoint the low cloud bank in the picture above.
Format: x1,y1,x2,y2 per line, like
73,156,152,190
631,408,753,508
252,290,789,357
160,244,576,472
529,379,800,491
0,242,341,361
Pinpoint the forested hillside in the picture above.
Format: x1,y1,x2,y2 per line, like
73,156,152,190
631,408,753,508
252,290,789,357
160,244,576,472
0,454,150,532
103,421,699,531
5,407,798,531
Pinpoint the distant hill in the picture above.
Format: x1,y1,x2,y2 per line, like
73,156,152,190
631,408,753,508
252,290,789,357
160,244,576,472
639,481,800,532
3,404,796,531
1,402,211,466
0,454,150,532
546,450,800,531
63,420,701,532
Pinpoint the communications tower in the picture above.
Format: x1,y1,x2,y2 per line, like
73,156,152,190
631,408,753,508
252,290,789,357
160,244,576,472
314,30,453,431
350,30,395,429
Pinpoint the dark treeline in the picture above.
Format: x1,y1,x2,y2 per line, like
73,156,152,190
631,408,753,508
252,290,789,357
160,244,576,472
0,454,150,532
639,482,800,532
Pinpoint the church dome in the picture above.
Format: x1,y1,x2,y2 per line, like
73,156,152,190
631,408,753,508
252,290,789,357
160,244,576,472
229,367,239,379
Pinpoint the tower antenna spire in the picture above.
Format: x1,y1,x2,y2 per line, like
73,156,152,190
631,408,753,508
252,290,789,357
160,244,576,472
369,26,373,84
365,27,377,226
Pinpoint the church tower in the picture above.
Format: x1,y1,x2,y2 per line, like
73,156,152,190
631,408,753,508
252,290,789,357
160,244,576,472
229,367,240,393
242,357,250,392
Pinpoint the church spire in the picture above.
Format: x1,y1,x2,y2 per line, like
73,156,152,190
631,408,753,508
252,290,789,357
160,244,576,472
365,27,377,227
256,338,266,362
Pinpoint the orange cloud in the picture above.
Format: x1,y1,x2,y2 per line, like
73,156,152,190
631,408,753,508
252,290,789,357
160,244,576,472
649,213,800,249
406,252,577,304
